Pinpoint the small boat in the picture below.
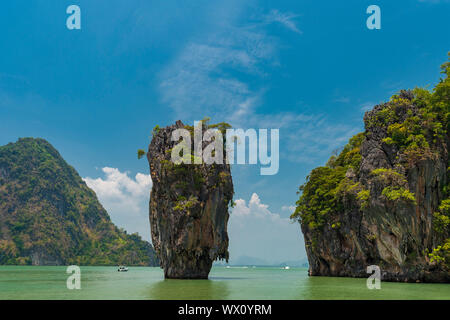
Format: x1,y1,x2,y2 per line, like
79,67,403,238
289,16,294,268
118,266,129,272
284,266,290,270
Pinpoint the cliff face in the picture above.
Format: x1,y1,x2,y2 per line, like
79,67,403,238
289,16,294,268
0,138,158,266
293,58,450,282
148,120,234,279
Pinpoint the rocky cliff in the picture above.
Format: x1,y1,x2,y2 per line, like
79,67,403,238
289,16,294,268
0,138,158,266
147,120,234,279
292,56,450,282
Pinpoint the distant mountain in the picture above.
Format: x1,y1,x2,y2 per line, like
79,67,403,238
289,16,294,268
216,256,309,267
230,256,269,266
277,258,309,268
0,138,158,266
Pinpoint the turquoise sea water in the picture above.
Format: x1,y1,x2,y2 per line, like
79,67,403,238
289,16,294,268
0,266,449,300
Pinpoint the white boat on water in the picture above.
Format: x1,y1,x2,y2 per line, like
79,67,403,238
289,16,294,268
283,266,290,270
118,266,129,272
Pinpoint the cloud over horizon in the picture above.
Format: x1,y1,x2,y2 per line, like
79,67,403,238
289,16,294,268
83,169,305,263
228,193,305,264
83,167,152,240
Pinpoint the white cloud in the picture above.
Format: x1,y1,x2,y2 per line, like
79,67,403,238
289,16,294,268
281,205,296,214
360,101,375,113
264,9,302,34
83,169,305,263
83,167,152,241
158,6,303,122
290,117,358,163
333,97,350,104
159,28,274,121
236,111,360,164
228,193,305,264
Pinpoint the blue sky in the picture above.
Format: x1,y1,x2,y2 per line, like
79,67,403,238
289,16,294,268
1,0,449,264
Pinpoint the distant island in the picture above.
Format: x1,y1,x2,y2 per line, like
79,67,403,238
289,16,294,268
0,138,158,266
291,55,450,283
214,256,309,268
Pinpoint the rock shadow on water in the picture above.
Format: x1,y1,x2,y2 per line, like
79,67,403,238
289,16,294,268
147,278,230,300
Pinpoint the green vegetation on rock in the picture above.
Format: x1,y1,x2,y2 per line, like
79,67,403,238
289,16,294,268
292,54,450,278
137,149,146,159
0,138,158,266
381,186,416,204
431,200,450,266
173,196,199,212
291,132,365,230
152,125,160,136
434,199,450,234
148,120,234,278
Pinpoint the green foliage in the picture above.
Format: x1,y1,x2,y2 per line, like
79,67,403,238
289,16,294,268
328,132,365,171
356,189,370,201
159,119,232,200
152,125,160,136
366,105,397,129
219,171,231,185
291,132,366,230
434,199,450,234
357,189,370,209
429,238,450,267
201,116,211,126
377,55,449,163
331,222,341,229
370,168,416,204
183,124,195,136
381,186,416,204
183,118,231,136
291,166,346,229
137,149,146,159
336,178,360,199
173,196,199,211
366,234,377,241
371,168,407,185
208,122,232,135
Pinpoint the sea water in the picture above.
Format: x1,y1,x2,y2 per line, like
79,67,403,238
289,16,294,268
0,266,448,300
